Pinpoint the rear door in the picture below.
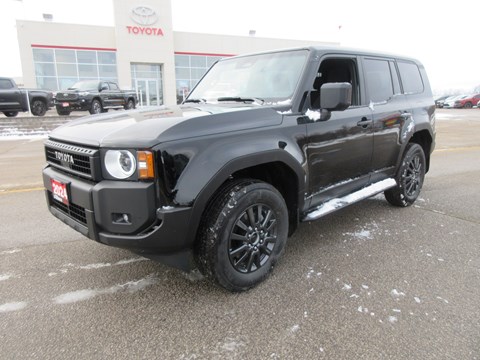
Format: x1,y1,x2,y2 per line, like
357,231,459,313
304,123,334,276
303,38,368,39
361,57,410,182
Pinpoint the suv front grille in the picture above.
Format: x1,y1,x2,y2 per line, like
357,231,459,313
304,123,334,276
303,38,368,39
45,140,99,180
56,93,78,101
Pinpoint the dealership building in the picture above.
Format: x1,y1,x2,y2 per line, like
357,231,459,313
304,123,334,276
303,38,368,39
15,0,335,105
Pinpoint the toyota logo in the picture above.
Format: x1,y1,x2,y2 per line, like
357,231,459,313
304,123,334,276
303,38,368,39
130,6,158,26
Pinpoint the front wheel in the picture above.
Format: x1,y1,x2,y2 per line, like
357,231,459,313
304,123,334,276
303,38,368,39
30,99,47,116
3,111,18,117
89,99,102,114
385,143,426,207
464,102,473,109
195,180,288,292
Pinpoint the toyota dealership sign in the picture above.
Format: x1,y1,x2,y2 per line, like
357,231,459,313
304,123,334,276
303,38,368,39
127,5,164,36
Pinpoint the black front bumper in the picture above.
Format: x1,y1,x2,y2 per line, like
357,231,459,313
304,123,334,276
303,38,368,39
43,166,193,258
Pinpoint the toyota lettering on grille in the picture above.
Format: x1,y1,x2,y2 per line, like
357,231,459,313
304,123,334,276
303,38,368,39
55,151,74,164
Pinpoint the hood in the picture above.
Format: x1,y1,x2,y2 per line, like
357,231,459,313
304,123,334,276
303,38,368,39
49,104,285,148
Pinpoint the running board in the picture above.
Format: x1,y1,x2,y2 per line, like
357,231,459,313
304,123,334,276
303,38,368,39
302,178,397,222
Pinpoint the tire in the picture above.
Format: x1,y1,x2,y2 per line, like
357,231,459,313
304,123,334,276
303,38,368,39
3,111,18,117
30,99,47,116
464,102,472,109
195,179,288,292
124,99,135,110
89,99,102,114
56,107,71,116
384,143,426,207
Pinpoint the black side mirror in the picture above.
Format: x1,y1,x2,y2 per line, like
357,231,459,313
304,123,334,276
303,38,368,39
320,82,352,111
99,84,108,91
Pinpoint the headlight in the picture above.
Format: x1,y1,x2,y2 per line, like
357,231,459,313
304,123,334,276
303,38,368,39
104,150,136,179
78,91,90,96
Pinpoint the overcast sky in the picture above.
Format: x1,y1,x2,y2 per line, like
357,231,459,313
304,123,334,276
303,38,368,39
1,0,478,94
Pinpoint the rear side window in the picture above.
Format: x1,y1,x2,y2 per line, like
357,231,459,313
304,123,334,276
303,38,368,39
363,58,393,103
397,61,424,94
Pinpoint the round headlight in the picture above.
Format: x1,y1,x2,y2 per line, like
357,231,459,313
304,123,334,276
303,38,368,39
105,150,136,179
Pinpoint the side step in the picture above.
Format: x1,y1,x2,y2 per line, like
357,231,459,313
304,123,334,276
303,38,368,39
302,178,397,222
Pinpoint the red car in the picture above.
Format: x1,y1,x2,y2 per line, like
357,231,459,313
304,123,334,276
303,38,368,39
454,93,480,108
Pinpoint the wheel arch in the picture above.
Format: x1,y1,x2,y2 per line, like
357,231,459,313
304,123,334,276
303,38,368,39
409,129,433,172
186,151,305,247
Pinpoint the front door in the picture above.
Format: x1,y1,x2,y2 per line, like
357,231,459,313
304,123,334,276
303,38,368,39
305,56,374,209
135,79,160,107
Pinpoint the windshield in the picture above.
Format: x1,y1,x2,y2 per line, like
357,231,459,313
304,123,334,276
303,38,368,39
187,49,309,103
68,80,100,91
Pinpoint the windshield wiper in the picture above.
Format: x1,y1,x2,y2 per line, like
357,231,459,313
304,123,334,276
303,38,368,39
217,97,264,104
184,98,206,104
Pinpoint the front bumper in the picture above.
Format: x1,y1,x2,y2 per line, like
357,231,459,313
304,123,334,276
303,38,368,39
43,166,193,255
55,100,90,111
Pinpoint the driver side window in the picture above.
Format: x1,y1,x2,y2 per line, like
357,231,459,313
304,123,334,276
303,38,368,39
311,58,360,109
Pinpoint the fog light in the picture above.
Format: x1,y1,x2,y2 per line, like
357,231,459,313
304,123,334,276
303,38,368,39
112,213,131,224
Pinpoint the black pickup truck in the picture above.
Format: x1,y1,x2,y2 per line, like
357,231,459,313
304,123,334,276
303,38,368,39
55,80,137,116
0,77,53,117
43,47,436,291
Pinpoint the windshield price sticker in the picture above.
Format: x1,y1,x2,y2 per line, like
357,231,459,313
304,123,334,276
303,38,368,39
51,179,69,205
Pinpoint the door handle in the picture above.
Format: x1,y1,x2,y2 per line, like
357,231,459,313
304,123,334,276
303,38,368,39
357,117,373,128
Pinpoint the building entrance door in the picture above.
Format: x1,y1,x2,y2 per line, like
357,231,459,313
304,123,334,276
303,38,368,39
135,79,160,107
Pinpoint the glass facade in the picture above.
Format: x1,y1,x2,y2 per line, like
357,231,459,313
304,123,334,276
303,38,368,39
130,63,163,106
32,47,118,91
174,53,225,103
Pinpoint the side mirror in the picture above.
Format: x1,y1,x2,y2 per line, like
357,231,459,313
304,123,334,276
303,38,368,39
320,82,352,111
99,84,108,91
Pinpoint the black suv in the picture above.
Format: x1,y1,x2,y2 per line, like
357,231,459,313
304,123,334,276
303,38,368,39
55,80,137,116
43,47,435,291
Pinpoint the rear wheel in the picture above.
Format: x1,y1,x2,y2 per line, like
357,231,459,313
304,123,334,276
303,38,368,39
89,99,102,114
30,99,47,116
385,143,426,207
3,111,18,117
195,179,288,292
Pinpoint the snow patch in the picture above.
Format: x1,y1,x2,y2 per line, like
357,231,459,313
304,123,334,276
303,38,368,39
0,301,27,313
0,273,14,282
305,109,321,121
414,297,421,304
53,273,159,304
391,289,406,298
290,324,300,333
0,249,22,255
342,283,352,291
388,316,398,324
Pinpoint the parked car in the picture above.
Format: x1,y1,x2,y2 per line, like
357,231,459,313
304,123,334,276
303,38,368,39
0,77,53,117
55,80,137,116
434,94,451,108
454,93,480,108
443,95,466,108
42,46,435,291
477,99,480,109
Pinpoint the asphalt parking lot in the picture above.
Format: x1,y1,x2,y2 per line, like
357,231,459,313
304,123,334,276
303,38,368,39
0,109,479,359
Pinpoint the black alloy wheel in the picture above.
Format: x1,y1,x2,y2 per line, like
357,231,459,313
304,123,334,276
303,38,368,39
196,179,288,292
228,204,278,274
89,99,102,114
385,143,426,207
30,99,47,116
